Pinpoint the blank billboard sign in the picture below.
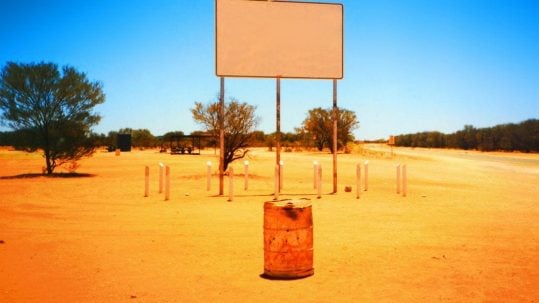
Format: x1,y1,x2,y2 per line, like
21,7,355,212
216,0,343,79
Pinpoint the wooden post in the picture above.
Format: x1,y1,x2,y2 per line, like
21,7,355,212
313,161,318,189
274,164,279,201
219,77,225,196
332,79,338,193
402,164,407,197
356,163,361,199
228,166,234,202
159,162,164,193
165,165,170,201
144,166,149,197
364,161,369,191
206,161,212,191
244,160,249,191
396,164,401,194
279,160,284,192
317,164,322,199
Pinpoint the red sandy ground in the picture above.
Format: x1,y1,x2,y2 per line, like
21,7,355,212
1,145,538,302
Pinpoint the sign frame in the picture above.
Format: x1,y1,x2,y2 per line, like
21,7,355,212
215,0,344,80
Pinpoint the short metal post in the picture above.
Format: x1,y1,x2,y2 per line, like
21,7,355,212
396,164,401,194
313,161,319,189
274,164,279,200
364,161,369,191
144,166,149,197
159,162,164,193
206,161,212,191
317,164,322,199
228,166,234,202
165,165,170,201
279,160,284,192
402,164,407,197
244,161,249,191
356,163,361,199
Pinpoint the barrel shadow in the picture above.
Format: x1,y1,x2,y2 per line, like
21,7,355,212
259,273,314,280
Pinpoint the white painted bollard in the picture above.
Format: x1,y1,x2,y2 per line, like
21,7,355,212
364,161,369,191
396,164,401,194
206,161,212,191
279,160,284,191
356,163,361,199
165,165,170,201
159,162,164,193
274,164,279,200
144,166,149,197
244,160,249,191
402,164,407,197
228,166,234,202
317,164,322,199
313,161,319,189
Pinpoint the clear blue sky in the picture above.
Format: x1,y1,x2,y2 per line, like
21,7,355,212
1,0,538,140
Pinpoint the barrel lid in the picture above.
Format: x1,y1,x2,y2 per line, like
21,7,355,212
265,199,311,209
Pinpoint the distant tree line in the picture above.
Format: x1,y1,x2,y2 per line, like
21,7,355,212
395,119,539,152
1,114,359,153
1,99,360,156
0,127,296,150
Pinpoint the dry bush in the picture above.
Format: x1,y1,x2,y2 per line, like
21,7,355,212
347,142,391,158
62,161,81,173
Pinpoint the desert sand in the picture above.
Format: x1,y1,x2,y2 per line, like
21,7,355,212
1,145,538,302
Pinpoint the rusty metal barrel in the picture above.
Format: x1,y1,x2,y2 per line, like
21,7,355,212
263,200,313,279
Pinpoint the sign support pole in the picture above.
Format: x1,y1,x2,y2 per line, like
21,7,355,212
219,77,225,195
276,77,281,193
332,79,338,193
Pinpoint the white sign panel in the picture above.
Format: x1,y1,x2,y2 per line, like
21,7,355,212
216,0,343,79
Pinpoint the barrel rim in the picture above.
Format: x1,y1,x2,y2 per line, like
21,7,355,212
264,199,311,209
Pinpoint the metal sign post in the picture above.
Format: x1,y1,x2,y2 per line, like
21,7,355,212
276,77,281,192
332,79,338,193
219,77,225,195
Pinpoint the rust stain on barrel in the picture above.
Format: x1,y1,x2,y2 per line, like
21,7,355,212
282,207,299,220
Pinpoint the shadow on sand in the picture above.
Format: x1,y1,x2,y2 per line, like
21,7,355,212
0,173,96,179
208,193,321,198
259,273,314,281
